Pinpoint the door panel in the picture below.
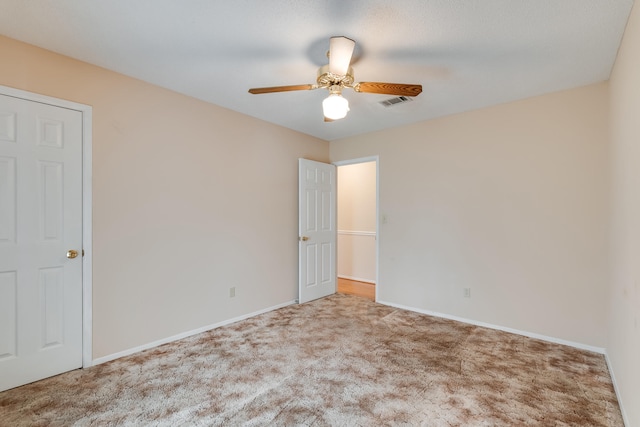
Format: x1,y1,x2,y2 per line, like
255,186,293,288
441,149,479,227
298,159,336,303
0,94,83,392
39,267,65,349
0,156,16,242
0,271,17,360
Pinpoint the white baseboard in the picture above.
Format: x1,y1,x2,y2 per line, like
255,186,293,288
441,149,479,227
377,300,606,354
338,275,376,284
91,300,297,366
604,352,630,427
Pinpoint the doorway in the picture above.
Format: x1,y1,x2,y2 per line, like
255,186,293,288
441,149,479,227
335,157,378,301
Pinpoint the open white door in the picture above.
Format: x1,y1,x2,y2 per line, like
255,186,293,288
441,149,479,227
298,159,336,303
0,94,83,391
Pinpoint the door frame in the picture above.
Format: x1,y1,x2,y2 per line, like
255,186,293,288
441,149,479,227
0,85,93,368
333,156,379,301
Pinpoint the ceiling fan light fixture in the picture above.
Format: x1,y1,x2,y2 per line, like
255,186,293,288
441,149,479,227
322,93,349,120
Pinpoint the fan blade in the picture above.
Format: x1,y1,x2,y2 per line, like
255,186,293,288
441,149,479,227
248,84,314,94
329,36,355,76
354,82,422,97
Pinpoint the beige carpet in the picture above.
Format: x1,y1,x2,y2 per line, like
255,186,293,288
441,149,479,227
0,294,623,426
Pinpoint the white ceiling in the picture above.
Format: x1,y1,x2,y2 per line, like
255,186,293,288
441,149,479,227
0,1,634,141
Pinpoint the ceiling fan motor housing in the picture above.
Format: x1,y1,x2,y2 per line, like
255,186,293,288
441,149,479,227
317,64,354,88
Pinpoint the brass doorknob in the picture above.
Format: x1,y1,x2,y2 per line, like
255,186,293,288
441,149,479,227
299,236,310,241
66,250,78,259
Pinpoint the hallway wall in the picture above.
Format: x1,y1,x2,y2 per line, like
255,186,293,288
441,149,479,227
337,161,377,283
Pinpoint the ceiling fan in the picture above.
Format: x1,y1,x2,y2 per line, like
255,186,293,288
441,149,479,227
248,36,423,121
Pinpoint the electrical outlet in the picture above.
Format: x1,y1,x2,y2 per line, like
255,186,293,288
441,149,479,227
229,287,236,298
463,288,471,298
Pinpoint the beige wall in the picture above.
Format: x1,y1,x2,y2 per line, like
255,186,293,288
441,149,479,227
331,83,610,348
0,36,329,359
337,161,377,282
608,1,640,425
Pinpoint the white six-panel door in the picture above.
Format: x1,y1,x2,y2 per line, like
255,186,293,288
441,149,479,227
0,94,83,391
298,159,336,304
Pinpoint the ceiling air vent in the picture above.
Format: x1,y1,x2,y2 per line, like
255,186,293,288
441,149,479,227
379,96,413,107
